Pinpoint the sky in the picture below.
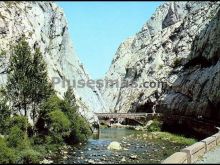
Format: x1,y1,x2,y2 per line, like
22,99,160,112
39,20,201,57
57,2,163,79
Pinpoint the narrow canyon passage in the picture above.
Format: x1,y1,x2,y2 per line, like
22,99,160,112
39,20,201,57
0,1,220,164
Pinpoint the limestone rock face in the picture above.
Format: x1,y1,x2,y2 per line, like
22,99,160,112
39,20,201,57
0,2,106,124
102,1,220,123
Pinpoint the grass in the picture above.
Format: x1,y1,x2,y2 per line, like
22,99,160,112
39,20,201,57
149,131,197,145
144,119,197,145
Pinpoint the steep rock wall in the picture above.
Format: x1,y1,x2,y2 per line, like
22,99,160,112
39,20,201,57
102,1,220,132
0,1,106,124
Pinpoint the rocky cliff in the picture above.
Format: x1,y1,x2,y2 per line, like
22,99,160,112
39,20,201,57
102,1,220,135
0,1,106,124
1,1,220,136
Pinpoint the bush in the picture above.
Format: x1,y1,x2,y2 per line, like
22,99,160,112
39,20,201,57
18,149,42,164
8,115,29,131
0,137,17,164
48,109,71,143
37,94,92,145
0,87,10,134
65,111,92,144
7,126,30,149
147,120,162,132
173,58,182,67
158,64,163,70
49,110,71,133
64,101,92,144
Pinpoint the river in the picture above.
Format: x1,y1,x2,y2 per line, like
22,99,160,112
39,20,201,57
54,128,188,164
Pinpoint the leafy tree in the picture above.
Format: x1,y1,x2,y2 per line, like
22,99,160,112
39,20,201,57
29,48,54,123
35,95,62,135
36,94,91,144
6,38,53,122
65,107,92,144
6,37,33,116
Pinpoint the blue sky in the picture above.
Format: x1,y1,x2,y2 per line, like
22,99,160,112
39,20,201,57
57,2,163,79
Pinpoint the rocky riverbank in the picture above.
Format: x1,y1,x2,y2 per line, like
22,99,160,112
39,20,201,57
43,128,197,164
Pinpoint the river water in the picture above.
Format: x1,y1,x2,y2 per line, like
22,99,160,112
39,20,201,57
55,128,187,164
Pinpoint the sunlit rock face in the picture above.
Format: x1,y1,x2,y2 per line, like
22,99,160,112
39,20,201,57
0,1,107,124
102,1,220,124
1,1,220,129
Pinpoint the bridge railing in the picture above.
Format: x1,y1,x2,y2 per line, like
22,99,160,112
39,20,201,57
95,113,160,118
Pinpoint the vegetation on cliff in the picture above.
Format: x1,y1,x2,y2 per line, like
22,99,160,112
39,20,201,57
0,38,91,163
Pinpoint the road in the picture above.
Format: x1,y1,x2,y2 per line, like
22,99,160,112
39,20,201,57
196,145,220,163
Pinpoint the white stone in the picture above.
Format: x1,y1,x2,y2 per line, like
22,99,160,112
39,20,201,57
107,141,122,150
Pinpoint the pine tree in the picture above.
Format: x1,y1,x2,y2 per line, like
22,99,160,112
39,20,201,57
64,86,77,107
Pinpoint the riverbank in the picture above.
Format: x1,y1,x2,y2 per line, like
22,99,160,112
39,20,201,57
47,127,197,164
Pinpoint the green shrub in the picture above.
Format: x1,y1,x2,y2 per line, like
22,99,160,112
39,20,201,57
31,135,46,145
0,50,6,57
49,109,71,133
37,94,91,145
66,113,92,144
0,137,17,164
147,120,162,132
8,115,29,131
18,149,42,164
7,126,30,149
173,58,182,67
0,91,10,134
158,64,163,70
48,109,71,143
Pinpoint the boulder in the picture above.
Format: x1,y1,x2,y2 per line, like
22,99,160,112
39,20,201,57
107,141,122,150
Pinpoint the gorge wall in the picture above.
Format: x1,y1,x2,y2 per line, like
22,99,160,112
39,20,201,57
0,1,107,124
102,1,220,137
0,1,219,137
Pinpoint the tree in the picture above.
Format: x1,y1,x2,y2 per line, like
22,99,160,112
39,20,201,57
0,87,11,134
64,86,77,107
0,50,8,74
48,109,71,143
6,38,53,122
29,48,54,123
6,38,33,116
36,94,91,145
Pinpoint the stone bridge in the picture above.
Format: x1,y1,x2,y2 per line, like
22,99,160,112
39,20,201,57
95,112,160,119
95,112,161,126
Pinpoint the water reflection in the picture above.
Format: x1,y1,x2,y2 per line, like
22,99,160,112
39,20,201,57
96,128,140,141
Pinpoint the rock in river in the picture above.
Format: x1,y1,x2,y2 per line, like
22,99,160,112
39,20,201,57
107,141,122,150
40,159,53,164
130,155,138,159
121,157,126,162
